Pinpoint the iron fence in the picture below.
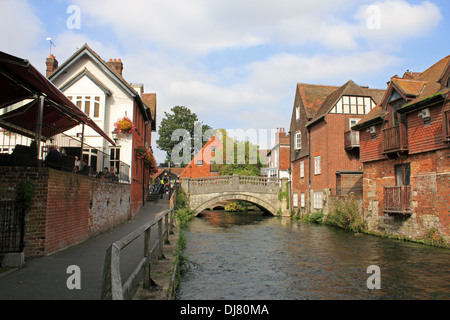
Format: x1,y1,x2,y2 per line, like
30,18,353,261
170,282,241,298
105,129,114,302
0,201,25,254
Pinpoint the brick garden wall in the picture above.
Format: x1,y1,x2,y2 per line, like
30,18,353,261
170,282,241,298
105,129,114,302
0,167,132,257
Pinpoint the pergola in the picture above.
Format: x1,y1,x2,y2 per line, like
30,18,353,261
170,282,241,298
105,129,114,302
0,51,115,152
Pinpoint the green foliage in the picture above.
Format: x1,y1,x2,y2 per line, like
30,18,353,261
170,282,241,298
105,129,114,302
326,196,365,233
278,183,289,209
309,211,324,224
16,178,34,212
422,228,447,247
217,131,263,176
224,201,250,212
156,106,213,162
174,188,194,228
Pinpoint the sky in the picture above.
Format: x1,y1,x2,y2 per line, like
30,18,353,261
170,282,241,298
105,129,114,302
1,0,449,164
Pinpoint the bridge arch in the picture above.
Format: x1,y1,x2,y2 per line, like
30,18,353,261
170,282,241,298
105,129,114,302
192,193,278,216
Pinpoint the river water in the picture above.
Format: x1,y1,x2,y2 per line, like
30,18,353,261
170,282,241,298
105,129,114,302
177,210,450,300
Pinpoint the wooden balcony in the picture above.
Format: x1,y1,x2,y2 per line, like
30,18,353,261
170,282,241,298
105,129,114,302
383,185,412,214
344,130,360,150
443,110,450,142
382,124,408,154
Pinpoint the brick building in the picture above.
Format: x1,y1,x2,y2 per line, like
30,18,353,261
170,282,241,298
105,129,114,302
353,55,450,241
266,128,290,179
179,135,223,180
289,80,384,215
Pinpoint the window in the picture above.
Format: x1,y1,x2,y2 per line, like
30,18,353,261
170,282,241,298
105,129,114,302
294,132,301,150
293,193,298,207
72,95,101,119
395,163,410,186
300,161,304,178
314,192,323,209
314,156,321,175
300,193,305,208
295,105,300,120
197,160,203,166
110,147,120,174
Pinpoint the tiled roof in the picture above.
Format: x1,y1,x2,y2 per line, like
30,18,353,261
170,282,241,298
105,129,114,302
142,93,156,124
403,55,450,106
297,83,339,119
391,77,427,97
354,55,450,129
352,105,387,130
307,80,385,126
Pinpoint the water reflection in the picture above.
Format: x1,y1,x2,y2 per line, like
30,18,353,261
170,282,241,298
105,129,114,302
177,211,450,300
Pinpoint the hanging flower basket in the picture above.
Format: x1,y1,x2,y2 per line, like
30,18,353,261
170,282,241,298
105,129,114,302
113,116,136,139
135,146,158,174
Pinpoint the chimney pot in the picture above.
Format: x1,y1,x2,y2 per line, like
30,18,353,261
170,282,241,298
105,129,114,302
107,58,124,76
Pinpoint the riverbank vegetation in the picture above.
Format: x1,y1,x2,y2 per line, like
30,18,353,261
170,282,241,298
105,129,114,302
293,195,448,248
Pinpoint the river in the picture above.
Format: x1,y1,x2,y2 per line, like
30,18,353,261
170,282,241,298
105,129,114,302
176,210,450,300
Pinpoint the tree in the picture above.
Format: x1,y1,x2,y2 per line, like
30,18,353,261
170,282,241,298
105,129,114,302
157,106,213,163
214,130,263,176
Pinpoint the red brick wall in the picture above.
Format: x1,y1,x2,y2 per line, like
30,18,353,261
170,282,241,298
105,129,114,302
130,100,152,215
362,149,449,238
309,114,363,191
291,156,309,212
179,138,222,180
0,167,131,257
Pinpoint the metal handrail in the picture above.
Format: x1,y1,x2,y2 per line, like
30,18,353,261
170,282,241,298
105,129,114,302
100,189,177,300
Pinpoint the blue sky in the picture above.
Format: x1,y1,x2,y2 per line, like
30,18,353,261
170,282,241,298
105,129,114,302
1,0,449,163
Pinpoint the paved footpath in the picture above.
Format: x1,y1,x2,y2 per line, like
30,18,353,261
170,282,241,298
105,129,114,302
0,197,170,300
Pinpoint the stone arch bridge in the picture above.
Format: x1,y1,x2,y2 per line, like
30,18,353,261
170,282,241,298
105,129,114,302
180,175,290,216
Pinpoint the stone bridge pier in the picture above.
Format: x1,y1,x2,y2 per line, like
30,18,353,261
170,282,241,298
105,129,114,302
181,175,290,216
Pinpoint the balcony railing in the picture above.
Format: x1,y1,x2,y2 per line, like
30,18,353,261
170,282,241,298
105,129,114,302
382,124,408,154
383,185,412,214
0,123,130,183
443,110,450,142
344,130,360,150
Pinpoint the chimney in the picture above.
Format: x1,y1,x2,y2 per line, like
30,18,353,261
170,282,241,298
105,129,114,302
46,54,58,78
107,58,123,76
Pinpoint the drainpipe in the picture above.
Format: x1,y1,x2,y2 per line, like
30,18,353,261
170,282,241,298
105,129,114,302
308,126,312,214
142,121,148,207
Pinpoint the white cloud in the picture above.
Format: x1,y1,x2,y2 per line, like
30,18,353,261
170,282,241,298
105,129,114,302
354,0,443,47
0,0,44,57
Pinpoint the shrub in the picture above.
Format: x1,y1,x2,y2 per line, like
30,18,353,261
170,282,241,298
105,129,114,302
327,196,365,233
309,211,323,224
16,178,34,212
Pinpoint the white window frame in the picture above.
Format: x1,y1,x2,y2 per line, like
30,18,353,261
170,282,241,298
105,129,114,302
71,95,102,120
294,132,301,150
314,192,323,209
314,156,321,175
197,160,203,167
295,105,300,120
300,161,304,178
300,193,305,208
293,193,298,208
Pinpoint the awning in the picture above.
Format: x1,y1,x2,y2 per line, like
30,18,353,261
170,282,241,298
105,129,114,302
0,51,115,145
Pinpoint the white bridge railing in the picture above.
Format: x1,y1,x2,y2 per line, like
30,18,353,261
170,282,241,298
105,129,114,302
184,175,280,194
